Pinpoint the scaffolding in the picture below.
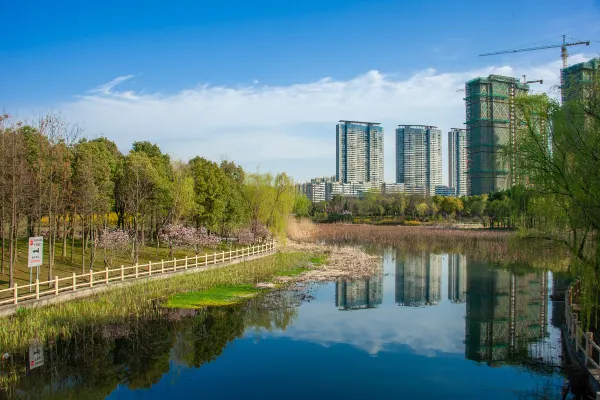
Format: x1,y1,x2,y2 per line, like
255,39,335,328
465,75,529,195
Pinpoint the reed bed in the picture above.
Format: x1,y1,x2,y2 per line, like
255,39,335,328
0,252,312,353
288,219,570,266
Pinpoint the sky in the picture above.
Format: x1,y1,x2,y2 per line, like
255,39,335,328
2,0,600,184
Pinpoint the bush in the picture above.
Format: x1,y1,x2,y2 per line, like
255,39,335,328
402,220,421,226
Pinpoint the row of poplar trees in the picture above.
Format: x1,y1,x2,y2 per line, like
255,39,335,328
0,114,296,288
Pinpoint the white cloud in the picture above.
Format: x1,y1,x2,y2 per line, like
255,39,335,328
60,54,591,182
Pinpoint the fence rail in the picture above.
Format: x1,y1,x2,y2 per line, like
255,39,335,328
0,241,276,307
565,280,600,382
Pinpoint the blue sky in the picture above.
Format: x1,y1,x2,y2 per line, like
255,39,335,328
2,0,600,182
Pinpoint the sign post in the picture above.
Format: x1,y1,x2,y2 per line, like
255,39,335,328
28,339,44,370
28,237,43,291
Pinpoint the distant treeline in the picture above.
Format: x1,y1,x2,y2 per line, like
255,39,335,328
303,185,555,230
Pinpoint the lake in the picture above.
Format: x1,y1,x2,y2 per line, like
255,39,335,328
1,248,575,399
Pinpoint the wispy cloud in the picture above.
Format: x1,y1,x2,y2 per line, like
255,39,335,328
61,54,590,182
87,75,135,96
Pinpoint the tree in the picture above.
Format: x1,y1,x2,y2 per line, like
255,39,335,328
189,157,228,233
170,161,195,225
121,152,160,263
293,195,311,218
72,140,114,271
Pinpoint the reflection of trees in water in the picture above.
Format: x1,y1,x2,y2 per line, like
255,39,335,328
0,294,299,398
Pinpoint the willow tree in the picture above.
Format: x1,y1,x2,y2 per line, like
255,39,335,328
514,75,600,326
242,172,295,238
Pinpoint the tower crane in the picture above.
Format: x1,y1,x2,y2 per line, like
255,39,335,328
479,35,589,69
522,75,543,85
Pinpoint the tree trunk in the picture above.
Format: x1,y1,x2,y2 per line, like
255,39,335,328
62,215,67,257
70,212,75,263
81,216,86,274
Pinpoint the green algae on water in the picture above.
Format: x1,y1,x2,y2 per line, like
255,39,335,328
165,285,261,308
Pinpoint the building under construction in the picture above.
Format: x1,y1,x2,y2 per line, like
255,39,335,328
465,75,529,195
561,57,600,104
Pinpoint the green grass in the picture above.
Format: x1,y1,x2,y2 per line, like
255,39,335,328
309,255,328,266
276,266,308,277
0,251,315,353
166,284,260,308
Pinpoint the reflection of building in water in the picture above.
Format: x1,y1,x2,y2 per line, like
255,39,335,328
550,272,572,329
448,254,467,303
335,266,383,310
395,252,442,307
465,263,549,365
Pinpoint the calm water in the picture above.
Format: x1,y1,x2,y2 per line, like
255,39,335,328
2,248,575,399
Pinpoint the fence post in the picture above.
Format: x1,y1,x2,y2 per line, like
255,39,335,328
185,256,188,270
13,283,18,305
149,261,152,276
73,273,77,291
161,260,164,274
195,254,198,267
121,265,124,281
204,254,207,266
90,271,93,288
35,279,40,299
173,258,177,271
54,276,59,295
105,267,109,284
214,252,217,264
229,249,232,261
588,333,594,363
135,263,139,279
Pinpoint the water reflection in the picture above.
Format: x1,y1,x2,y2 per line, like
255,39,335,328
395,252,442,306
465,262,549,366
0,249,571,399
335,267,383,310
448,254,467,303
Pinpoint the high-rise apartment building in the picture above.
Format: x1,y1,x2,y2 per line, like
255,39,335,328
448,128,468,196
336,121,384,185
396,125,442,195
465,75,529,195
562,57,600,104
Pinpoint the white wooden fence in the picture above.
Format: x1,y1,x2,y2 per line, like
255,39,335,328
565,279,600,399
0,241,276,307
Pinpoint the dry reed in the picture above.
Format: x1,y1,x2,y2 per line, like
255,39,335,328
287,218,570,266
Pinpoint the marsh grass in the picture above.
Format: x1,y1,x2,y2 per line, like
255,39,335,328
166,284,260,308
308,223,570,266
0,252,313,353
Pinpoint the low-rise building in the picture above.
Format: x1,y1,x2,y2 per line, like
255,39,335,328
434,185,456,197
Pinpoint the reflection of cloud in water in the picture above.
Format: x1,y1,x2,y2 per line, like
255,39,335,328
251,287,466,356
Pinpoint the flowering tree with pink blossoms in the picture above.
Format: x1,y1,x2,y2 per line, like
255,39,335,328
160,224,222,256
236,228,255,246
97,228,132,267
